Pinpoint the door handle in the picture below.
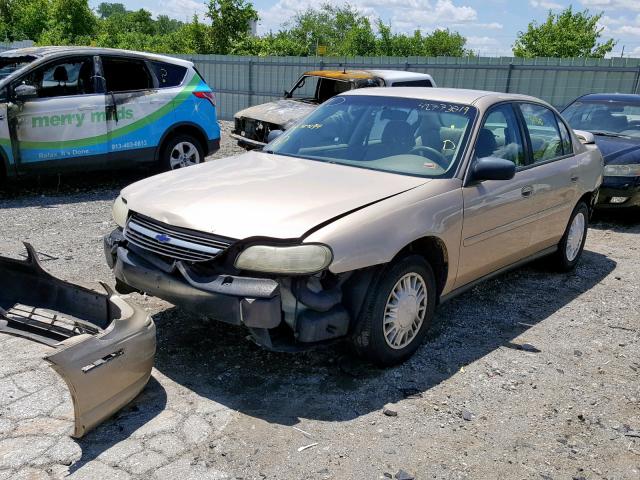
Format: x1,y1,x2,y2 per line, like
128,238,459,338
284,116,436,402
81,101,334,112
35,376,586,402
521,185,534,197
571,175,579,183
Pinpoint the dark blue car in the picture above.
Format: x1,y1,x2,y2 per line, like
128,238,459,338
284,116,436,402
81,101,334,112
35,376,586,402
562,93,640,209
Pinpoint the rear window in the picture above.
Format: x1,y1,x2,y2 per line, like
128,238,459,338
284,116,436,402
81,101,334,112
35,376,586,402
102,57,152,92
150,61,187,88
392,80,433,87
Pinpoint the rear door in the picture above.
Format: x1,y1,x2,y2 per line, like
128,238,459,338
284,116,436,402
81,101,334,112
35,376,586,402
102,56,164,165
10,55,108,173
456,103,539,287
516,103,578,250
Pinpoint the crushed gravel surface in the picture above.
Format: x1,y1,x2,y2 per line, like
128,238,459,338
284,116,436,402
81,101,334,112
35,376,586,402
0,121,639,479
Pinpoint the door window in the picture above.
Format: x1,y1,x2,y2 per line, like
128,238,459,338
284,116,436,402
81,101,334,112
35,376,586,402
17,57,95,98
518,103,564,164
150,62,187,88
556,115,573,155
475,104,526,167
102,57,152,92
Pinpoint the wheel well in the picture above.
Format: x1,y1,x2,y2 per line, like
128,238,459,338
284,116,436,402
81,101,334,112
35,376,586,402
158,124,209,161
395,236,448,300
578,190,596,213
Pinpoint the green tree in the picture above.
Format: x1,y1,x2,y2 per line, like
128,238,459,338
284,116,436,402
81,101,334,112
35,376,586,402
96,2,126,19
422,29,468,56
40,0,96,44
513,6,616,58
206,0,258,54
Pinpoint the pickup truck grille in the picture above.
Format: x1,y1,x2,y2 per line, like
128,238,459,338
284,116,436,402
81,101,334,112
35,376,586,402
124,213,233,263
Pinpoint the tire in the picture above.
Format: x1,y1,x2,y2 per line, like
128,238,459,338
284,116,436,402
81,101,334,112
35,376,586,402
160,134,204,171
352,255,436,366
551,201,589,272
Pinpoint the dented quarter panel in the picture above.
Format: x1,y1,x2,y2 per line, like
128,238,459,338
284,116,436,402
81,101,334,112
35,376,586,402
305,179,464,295
0,244,155,438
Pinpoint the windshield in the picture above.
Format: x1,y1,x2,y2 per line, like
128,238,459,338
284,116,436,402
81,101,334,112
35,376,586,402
0,55,37,81
267,94,477,178
563,99,640,139
288,75,354,103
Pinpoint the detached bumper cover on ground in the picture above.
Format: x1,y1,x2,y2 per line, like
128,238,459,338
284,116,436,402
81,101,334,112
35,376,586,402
0,243,156,438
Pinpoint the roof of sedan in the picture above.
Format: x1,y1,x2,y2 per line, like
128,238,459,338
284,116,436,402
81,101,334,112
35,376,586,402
576,93,640,103
0,46,192,67
341,87,541,105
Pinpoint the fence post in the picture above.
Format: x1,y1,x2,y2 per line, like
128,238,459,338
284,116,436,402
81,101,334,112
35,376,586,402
319,60,324,70
248,59,253,108
505,63,514,93
633,66,640,95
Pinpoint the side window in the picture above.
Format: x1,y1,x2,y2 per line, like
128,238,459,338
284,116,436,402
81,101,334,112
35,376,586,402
475,104,526,167
519,103,564,163
556,115,573,155
18,57,95,98
102,57,152,93
150,62,187,88
391,80,433,87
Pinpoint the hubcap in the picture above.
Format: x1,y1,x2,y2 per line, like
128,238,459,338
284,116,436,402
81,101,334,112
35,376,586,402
170,142,200,169
566,212,585,262
383,273,428,350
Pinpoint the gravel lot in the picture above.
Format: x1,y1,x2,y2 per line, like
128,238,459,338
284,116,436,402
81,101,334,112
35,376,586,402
0,121,639,479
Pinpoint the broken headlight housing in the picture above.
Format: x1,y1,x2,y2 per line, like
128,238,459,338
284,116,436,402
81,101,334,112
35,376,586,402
234,244,333,275
112,195,129,228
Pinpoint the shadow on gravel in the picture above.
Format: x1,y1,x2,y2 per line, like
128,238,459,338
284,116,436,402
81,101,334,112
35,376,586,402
0,169,152,203
153,249,616,427
591,208,640,233
68,376,167,474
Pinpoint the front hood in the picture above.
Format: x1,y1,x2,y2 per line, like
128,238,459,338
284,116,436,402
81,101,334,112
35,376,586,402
122,152,429,240
594,136,640,165
234,99,318,128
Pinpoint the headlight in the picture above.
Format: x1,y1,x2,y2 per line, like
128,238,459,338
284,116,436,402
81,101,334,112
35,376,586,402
604,164,640,177
112,195,129,227
234,244,333,274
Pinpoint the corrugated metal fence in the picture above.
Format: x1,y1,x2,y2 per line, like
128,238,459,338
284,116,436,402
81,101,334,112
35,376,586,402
176,55,640,120
0,40,34,52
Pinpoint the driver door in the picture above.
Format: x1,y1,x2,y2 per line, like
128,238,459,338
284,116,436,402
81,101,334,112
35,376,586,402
11,55,108,173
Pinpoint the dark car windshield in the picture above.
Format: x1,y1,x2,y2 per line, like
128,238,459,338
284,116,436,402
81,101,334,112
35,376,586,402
0,55,37,81
267,94,477,178
563,99,640,139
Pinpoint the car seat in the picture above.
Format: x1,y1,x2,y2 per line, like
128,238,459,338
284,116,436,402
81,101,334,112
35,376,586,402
475,128,497,158
365,120,415,159
414,114,443,151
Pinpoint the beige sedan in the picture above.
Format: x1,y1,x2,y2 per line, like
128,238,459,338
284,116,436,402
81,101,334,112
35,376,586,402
105,88,603,366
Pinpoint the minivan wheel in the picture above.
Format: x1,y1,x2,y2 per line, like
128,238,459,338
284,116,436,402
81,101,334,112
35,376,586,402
352,255,436,366
552,201,589,271
161,135,204,171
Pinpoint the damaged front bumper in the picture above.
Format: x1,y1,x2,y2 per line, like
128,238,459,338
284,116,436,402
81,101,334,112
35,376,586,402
105,229,352,350
0,244,155,438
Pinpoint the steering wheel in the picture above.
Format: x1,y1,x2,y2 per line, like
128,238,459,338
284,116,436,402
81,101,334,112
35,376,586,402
409,146,448,169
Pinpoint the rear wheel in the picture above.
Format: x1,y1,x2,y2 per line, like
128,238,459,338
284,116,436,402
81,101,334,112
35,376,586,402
552,201,589,271
161,134,204,171
352,255,436,366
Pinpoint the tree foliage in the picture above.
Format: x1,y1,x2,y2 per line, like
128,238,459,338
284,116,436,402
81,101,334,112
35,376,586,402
513,6,616,58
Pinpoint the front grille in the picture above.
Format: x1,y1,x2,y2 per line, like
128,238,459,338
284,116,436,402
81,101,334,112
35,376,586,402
234,117,274,143
124,213,233,263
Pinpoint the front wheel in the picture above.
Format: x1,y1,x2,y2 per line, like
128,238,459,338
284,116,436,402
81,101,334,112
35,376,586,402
161,135,204,171
552,201,589,271
352,255,436,366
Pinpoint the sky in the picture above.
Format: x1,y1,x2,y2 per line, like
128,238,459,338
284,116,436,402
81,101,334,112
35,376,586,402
94,0,640,57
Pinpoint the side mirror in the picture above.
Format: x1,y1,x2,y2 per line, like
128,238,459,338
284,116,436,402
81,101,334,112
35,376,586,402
573,129,595,145
471,157,516,182
267,129,284,143
14,84,38,102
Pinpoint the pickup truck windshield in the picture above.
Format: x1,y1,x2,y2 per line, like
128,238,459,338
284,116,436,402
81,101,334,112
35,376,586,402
268,95,477,178
0,55,36,80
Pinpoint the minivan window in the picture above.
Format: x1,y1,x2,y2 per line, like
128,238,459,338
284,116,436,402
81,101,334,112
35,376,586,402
17,57,95,98
268,95,477,178
150,61,187,88
102,57,152,92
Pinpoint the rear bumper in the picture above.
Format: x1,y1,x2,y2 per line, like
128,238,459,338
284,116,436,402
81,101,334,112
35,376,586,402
596,176,640,208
